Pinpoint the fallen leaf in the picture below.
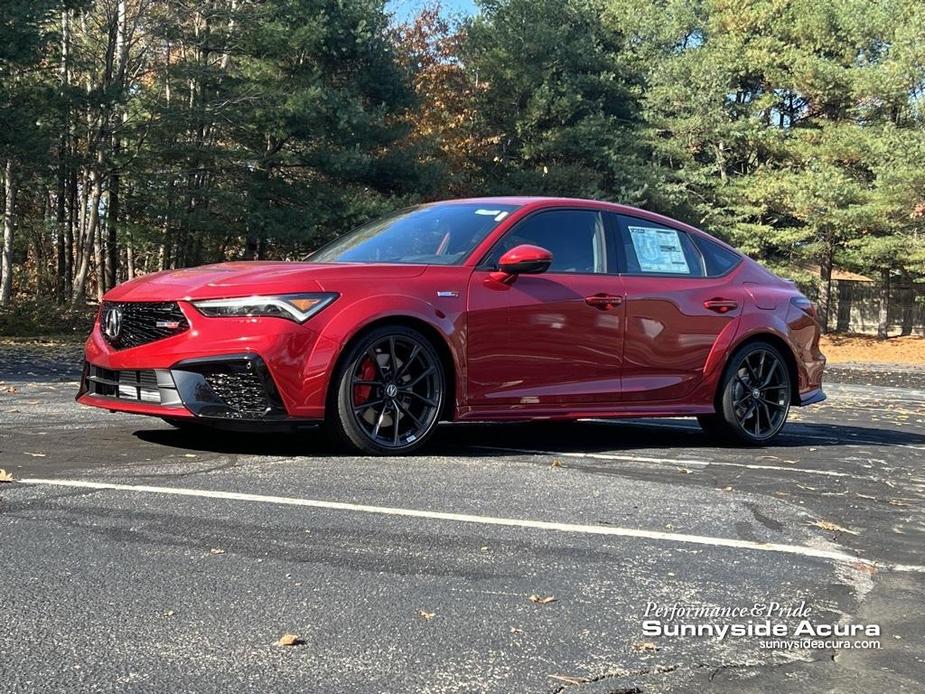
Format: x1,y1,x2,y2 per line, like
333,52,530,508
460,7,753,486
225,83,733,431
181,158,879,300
418,610,435,621
0,469,13,483
632,641,660,652
209,548,225,555
721,486,733,492
809,519,859,535
550,459,562,468
528,594,557,605
510,626,523,634
676,467,691,474
164,610,176,617
275,633,303,647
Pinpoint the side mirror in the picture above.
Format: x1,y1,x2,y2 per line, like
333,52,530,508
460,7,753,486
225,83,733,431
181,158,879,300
495,244,553,280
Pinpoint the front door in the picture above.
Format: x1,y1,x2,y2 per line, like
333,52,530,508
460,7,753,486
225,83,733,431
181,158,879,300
466,208,625,407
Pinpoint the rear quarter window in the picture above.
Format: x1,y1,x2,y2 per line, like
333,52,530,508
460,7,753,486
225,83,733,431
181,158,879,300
693,235,742,277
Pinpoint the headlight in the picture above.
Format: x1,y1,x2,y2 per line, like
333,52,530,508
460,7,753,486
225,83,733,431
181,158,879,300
191,293,338,323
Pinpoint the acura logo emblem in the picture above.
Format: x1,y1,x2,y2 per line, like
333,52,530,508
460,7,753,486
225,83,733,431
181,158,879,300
104,305,123,340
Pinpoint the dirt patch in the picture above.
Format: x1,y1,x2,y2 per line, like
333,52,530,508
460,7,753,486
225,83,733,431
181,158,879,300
821,334,925,365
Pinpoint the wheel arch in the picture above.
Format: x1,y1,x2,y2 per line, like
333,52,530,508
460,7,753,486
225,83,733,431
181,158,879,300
724,332,801,407
324,315,459,422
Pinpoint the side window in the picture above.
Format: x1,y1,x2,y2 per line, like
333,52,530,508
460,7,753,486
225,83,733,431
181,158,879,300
617,216,705,277
483,209,608,274
693,235,742,277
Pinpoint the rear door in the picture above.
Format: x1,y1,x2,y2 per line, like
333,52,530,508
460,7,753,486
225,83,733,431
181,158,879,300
466,208,626,407
612,213,743,403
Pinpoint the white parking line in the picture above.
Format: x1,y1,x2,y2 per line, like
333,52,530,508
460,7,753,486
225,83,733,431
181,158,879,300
18,477,924,573
473,446,872,480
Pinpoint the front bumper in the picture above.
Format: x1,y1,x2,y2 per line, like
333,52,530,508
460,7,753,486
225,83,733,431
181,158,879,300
78,353,290,421
78,301,340,420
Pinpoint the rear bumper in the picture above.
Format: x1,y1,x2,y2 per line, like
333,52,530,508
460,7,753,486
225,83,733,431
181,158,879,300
798,387,826,407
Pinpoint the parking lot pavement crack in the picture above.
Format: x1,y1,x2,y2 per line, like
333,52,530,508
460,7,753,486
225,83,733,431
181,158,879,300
548,663,684,694
552,654,839,694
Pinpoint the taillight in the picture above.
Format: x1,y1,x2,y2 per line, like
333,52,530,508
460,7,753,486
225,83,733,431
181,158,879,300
790,296,816,318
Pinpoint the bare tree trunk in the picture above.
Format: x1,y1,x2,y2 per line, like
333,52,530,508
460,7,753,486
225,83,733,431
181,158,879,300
56,184,67,302
125,240,135,281
65,163,76,297
56,7,71,303
71,168,103,304
94,209,105,300
106,0,128,291
877,269,890,339
835,281,851,333
75,169,88,275
106,172,119,289
1,160,16,306
899,277,914,336
817,247,833,334
37,189,51,294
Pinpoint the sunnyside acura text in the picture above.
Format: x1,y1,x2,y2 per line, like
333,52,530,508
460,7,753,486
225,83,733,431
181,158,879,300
77,197,826,454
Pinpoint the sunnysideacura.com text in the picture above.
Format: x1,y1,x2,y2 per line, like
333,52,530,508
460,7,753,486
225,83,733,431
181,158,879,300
641,601,882,651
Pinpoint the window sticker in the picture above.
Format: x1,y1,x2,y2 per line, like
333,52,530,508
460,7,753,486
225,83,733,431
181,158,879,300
474,209,503,216
628,226,691,274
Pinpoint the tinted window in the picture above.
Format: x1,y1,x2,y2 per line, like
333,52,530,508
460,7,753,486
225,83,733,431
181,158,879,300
483,209,607,274
693,235,741,276
309,203,519,265
617,216,705,277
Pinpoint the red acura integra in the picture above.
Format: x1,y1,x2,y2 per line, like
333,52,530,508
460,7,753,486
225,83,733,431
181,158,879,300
79,198,826,454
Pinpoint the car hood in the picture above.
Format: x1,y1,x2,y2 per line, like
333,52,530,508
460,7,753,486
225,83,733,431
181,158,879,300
104,262,428,302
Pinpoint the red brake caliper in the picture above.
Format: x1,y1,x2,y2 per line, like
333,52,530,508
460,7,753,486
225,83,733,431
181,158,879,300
353,358,378,406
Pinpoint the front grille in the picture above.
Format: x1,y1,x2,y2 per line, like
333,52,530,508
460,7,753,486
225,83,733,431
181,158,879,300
101,301,189,350
84,364,181,405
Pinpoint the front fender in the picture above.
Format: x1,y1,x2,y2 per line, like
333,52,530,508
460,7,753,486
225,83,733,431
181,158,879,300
299,294,466,418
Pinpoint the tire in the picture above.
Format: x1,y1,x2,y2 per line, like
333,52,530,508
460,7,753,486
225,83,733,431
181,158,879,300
696,413,726,439
327,325,446,455
700,341,792,445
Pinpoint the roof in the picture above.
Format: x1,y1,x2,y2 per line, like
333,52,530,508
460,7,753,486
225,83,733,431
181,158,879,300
436,196,710,237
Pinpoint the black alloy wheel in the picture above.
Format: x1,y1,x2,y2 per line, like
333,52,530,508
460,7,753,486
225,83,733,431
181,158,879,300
698,341,792,445
330,326,445,455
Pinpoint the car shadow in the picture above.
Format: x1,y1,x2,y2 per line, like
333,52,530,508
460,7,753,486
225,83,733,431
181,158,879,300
132,418,925,458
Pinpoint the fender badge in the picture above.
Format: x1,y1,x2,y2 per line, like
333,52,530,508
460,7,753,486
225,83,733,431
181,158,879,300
436,291,459,298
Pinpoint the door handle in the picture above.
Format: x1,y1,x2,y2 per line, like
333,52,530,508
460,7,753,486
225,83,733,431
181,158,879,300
704,298,738,313
585,294,624,310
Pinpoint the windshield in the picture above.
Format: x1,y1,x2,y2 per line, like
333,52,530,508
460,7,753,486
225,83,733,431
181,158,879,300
309,203,520,265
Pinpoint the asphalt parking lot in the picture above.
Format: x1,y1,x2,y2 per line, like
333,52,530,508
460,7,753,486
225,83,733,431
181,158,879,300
1,345,923,693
